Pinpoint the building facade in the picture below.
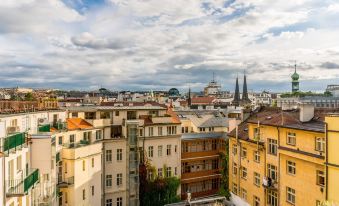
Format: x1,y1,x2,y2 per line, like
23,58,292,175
228,105,338,206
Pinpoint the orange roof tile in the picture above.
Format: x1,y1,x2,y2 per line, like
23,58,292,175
67,118,93,130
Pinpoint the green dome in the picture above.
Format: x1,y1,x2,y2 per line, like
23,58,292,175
291,71,299,80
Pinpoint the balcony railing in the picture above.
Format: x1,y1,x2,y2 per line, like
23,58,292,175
53,122,67,130
1,132,26,153
63,140,91,149
57,176,74,188
38,124,51,132
6,168,39,197
262,177,278,190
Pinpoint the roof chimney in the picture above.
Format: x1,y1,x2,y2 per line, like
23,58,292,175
299,103,314,122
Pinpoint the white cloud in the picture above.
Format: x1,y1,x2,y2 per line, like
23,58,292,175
0,0,338,91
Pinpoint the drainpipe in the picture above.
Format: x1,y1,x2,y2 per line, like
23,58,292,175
325,122,328,200
277,127,281,206
102,141,105,206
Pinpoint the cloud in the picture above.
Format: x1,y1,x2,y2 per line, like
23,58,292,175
0,0,338,92
320,62,339,69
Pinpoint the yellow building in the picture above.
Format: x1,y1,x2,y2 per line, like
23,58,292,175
325,115,339,204
229,105,336,206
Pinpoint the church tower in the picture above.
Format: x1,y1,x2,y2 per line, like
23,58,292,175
242,73,250,103
291,63,300,92
232,76,240,106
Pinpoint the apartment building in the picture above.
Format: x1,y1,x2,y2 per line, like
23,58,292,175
229,105,338,206
177,110,228,200
0,110,66,206
67,102,182,206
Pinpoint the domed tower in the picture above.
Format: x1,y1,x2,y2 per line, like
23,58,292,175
291,63,299,92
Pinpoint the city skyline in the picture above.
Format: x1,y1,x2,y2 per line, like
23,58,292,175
0,0,339,92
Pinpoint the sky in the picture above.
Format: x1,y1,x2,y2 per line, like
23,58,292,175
0,0,339,92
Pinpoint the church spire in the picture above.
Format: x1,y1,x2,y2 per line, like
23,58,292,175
242,72,250,103
233,76,240,106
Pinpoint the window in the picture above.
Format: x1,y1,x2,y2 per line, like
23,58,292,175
241,167,247,179
85,112,95,119
167,126,177,135
232,144,237,155
158,145,163,157
167,145,171,156
158,168,163,177
17,156,22,171
148,146,154,158
106,150,112,162
232,162,237,175
253,196,260,206
158,127,163,136
254,151,260,163
106,175,112,187
287,132,296,146
148,170,154,180
115,111,119,116
175,145,177,153
58,136,63,145
316,170,325,186
65,192,68,203
82,160,86,171
315,137,325,152
241,147,247,158
268,190,278,206
91,186,94,196
139,129,143,137
232,183,237,194
117,197,122,206
268,139,278,155
166,167,172,177
106,199,112,206
268,164,277,181
254,172,260,187
117,149,122,161
287,161,296,175
149,127,154,136
91,158,94,168
175,167,177,176
241,188,247,200
117,173,122,186
286,187,296,204
82,189,86,200
72,112,78,117
254,127,260,140
96,130,102,140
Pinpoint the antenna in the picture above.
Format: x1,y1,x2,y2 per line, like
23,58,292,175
294,60,297,73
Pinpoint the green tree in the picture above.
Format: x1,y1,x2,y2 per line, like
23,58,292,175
24,92,34,101
219,141,231,200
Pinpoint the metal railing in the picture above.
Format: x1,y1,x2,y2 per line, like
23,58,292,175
6,168,39,196
57,175,74,187
1,132,26,153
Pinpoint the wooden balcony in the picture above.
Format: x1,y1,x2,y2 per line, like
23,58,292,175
182,149,225,159
181,188,219,200
181,169,220,181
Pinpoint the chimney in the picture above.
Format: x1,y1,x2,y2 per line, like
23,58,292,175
299,103,314,122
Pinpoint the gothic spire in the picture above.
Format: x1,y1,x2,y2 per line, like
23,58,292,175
233,76,240,106
242,72,250,102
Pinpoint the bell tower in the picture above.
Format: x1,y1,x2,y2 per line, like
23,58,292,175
291,63,299,92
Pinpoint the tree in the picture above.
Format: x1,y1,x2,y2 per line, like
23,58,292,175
219,141,231,200
24,92,34,101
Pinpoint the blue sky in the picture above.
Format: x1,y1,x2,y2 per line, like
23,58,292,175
0,0,339,92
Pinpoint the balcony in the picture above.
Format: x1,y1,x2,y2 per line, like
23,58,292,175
1,132,26,154
181,169,220,180
6,168,39,197
85,119,111,127
57,175,74,188
262,177,278,190
38,124,51,132
182,149,225,159
53,122,67,130
62,142,101,160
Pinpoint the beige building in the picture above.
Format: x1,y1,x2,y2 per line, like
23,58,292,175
67,102,182,206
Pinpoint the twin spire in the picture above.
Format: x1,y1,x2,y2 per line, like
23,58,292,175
233,73,250,106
